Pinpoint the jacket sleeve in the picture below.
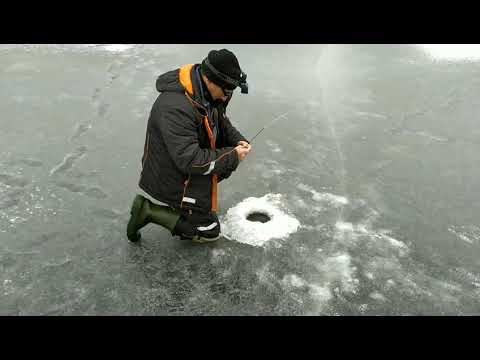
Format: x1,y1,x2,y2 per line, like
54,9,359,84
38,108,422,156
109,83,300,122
217,169,233,183
222,115,249,146
157,106,240,177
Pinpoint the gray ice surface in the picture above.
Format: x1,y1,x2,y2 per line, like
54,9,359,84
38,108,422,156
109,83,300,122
1,44,479,315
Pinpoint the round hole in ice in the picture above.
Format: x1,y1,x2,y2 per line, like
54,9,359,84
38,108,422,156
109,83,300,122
246,211,271,223
222,194,301,247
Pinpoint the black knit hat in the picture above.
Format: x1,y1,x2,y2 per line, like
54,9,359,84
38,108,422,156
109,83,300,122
201,49,247,92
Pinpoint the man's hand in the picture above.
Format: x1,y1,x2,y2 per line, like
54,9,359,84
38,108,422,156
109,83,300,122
235,141,251,161
237,140,250,148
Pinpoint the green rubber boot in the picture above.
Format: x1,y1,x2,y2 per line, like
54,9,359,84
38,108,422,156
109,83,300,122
127,194,181,242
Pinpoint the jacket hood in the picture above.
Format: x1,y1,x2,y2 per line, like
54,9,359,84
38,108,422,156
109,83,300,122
155,69,185,93
155,65,216,109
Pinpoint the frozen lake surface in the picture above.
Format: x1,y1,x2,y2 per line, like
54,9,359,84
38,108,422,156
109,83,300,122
1,44,480,315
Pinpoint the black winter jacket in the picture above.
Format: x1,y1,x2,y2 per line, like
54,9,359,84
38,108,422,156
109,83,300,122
139,64,247,214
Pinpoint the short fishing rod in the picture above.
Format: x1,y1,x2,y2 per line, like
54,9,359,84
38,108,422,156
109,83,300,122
248,111,290,144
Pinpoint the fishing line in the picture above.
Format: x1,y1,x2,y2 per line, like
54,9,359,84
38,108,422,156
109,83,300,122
249,111,290,143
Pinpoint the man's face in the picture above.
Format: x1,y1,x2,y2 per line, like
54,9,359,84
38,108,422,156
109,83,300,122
203,75,232,103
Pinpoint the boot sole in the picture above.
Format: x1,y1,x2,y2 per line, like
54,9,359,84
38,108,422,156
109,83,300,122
191,235,221,244
127,195,144,242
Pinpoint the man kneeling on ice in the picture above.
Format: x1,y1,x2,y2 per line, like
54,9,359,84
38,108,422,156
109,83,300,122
127,49,251,244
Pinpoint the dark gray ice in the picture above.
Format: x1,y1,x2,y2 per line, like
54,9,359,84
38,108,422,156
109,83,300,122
1,44,480,315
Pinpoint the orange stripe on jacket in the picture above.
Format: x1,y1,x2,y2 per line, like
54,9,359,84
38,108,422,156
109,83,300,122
203,116,218,212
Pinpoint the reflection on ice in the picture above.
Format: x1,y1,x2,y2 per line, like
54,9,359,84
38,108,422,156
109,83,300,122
103,44,134,52
418,44,480,61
